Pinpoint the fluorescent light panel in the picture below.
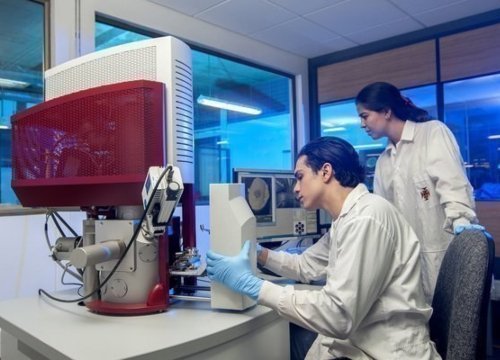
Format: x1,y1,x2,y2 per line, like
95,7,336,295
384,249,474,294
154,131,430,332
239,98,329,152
323,126,347,133
197,95,262,115
0,77,30,89
353,143,385,150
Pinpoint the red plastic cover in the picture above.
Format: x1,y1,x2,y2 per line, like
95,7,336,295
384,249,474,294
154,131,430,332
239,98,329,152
11,80,165,207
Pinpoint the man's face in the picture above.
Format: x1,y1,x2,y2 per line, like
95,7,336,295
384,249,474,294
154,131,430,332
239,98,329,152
293,155,323,210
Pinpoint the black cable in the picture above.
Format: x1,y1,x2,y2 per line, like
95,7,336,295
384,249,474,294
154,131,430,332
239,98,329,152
39,165,173,303
44,213,83,282
53,211,79,237
61,263,83,287
49,211,66,238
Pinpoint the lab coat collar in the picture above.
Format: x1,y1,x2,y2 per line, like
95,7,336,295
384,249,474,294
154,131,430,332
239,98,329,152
400,120,416,142
382,119,416,154
338,183,369,219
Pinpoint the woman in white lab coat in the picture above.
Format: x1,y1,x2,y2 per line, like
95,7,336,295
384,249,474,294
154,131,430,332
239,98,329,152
207,137,441,359
355,81,481,303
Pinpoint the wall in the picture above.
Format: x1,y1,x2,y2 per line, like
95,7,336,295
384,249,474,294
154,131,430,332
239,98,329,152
0,0,309,303
0,212,86,300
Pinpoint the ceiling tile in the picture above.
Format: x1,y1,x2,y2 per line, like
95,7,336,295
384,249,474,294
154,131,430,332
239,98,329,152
267,0,345,15
252,17,355,57
387,0,465,15
196,0,296,35
317,36,360,53
147,0,226,16
295,45,343,58
305,0,409,36
345,17,424,44
413,0,500,26
265,41,334,58
252,18,338,46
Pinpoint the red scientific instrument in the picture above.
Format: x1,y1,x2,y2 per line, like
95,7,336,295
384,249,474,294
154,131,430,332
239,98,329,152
11,36,200,315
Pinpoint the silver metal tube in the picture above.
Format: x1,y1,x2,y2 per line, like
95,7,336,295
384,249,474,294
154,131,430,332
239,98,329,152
170,295,211,302
70,239,125,268
82,219,99,303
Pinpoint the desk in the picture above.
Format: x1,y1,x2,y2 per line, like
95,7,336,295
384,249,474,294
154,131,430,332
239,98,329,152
0,291,289,360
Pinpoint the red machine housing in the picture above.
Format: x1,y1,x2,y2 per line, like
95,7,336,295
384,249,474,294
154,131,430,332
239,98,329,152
11,80,178,315
11,80,165,207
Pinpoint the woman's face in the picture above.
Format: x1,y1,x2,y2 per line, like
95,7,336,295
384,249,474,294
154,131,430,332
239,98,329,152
293,156,324,210
356,104,389,140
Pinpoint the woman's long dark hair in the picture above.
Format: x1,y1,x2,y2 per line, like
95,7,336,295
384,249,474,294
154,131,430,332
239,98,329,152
355,82,432,123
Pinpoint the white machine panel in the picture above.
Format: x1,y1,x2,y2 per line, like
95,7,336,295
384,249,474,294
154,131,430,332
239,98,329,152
209,184,257,310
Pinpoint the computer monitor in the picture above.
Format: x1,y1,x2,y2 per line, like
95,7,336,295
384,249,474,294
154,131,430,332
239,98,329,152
358,148,384,192
233,168,320,240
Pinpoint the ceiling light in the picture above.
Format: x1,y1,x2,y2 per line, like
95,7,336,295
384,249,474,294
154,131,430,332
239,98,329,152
197,95,262,115
487,135,500,140
0,78,30,89
353,143,385,150
323,126,347,133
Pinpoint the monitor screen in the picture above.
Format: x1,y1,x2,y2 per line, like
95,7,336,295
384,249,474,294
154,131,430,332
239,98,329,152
275,175,300,209
239,174,275,224
233,168,319,240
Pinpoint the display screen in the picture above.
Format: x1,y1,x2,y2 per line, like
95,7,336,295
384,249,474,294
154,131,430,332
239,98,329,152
240,174,275,224
275,176,300,208
234,168,320,239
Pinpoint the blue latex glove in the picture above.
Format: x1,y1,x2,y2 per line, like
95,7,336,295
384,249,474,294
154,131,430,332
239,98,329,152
207,240,263,300
454,224,486,235
256,243,263,256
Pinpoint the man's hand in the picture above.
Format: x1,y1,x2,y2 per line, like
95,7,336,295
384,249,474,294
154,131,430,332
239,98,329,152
207,240,263,300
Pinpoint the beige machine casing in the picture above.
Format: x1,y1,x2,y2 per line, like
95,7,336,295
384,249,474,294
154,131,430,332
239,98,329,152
209,184,257,310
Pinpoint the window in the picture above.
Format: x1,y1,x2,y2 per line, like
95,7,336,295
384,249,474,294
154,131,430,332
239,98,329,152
0,0,46,206
95,21,150,50
444,74,500,200
192,51,293,201
95,20,295,202
320,85,437,190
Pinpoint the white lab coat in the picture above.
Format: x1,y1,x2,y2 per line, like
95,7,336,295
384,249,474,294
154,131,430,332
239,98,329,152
258,184,441,360
374,120,477,302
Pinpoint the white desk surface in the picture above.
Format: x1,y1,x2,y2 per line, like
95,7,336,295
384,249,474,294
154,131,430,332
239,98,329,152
0,290,282,360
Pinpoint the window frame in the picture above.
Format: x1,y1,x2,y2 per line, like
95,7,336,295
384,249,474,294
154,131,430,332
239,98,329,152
0,0,50,215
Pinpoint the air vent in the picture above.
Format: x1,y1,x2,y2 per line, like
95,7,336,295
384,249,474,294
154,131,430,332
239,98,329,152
46,47,157,100
174,59,193,164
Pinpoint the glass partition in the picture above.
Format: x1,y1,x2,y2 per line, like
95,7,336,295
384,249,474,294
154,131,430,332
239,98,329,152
444,74,500,200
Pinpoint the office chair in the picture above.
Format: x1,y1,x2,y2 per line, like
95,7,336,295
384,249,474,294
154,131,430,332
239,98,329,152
429,229,495,360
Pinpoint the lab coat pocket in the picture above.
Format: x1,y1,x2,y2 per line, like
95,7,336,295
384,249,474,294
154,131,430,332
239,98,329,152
413,176,438,209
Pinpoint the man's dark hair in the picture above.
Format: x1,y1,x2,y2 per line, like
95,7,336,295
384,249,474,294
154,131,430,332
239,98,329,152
297,136,365,187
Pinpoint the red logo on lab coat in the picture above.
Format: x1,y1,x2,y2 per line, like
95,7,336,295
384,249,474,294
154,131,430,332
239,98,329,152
420,187,430,201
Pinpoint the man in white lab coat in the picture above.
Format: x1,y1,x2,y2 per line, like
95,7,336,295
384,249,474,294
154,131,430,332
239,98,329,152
207,136,441,359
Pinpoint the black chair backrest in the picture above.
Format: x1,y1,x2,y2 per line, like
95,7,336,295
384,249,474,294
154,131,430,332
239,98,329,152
429,229,494,360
